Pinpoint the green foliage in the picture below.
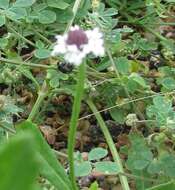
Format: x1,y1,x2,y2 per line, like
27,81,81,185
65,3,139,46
0,0,175,189
0,95,22,130
89,181,99,190
88,147,108,161
74,147,119,177
75,161,92,177
146,96,175,127
126,133,153,171
0,132,38,190
16,120,72,190
94,161,119,174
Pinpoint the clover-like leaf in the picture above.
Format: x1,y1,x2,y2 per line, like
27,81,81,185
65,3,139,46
88,147,108,161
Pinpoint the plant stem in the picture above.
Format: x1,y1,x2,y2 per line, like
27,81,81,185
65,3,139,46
7,25,36,47
68,62,86,190
145,27,168,42
86,98,130,190
27,81,48,121
0,57,55,69
0,124,16,134
65,0,82,33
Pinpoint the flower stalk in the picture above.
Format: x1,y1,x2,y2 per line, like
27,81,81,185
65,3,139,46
68,61,86,190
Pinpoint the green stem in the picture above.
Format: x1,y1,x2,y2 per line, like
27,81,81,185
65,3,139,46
68,62,86,190
27,81,48,121
146,27,168,42
0,57,55,69
32,28,52,45
7,25,36,47
0,124,16,134
86,98,130,190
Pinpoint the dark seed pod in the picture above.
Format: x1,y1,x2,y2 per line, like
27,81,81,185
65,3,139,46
57,62,74,73
149,50,164,69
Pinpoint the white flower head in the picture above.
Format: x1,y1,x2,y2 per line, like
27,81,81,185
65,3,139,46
51,25,105,66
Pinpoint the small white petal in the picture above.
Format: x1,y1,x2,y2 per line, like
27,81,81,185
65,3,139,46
70,25,80,31
51,26,105,65
67,45,79,53
64,51,85,66
85,28,105,57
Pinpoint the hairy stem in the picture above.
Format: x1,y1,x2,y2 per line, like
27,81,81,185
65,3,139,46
68,62,86,190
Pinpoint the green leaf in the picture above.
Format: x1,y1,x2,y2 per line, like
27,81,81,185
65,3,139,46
147,160,162,174
94,161,119,174
146,96,174,126
162,77,175,90
0,0,9,9
75,161,92,177
0,15,5,27
109,107,126,124
138,39,157,51
129,73,147,88
16,121,72,190
88,147,108,161
0,38,8,49
103,8,118,17
115,57,130,74
13,0,36,7
35,40,45,49
89,181,99,190
34,49,51,59
55,8,73,23
95,59,111,71
160,153,175,177
7,7,27,20
0,132,38,190
38,10,56,24
126,133,153,171
47,0,69,9
50,76,60,88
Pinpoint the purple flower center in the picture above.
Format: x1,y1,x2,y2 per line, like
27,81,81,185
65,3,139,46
66,29,88,50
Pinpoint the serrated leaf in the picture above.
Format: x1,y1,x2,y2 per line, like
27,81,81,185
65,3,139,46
126,133,153,171
75,161,92,177
88,147,108,161
95,161,119,174
115,57,130,74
